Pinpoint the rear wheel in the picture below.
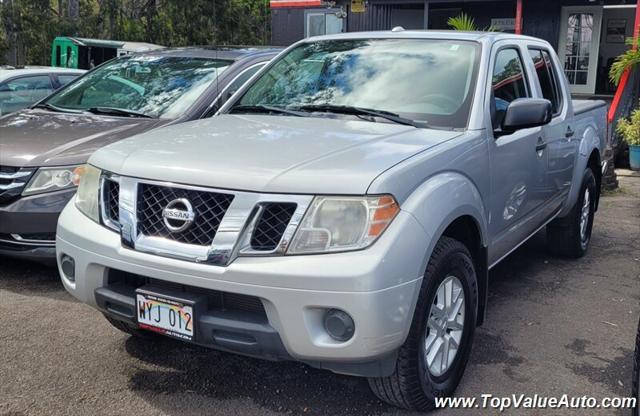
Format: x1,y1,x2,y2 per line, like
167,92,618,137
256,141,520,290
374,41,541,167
368,237,478,411
547,168,596,258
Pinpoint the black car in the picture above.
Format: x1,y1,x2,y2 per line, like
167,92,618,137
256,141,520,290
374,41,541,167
0,46,280,262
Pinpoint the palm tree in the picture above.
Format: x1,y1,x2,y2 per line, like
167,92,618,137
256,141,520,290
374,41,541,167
610,38,640,85
447,13,499,32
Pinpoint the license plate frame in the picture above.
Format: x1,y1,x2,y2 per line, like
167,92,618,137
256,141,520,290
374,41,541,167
135,286,202,342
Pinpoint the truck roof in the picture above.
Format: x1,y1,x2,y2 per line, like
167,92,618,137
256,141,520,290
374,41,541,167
307,29,545,44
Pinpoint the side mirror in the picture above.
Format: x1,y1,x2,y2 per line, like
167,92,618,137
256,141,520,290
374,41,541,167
499,98,552,135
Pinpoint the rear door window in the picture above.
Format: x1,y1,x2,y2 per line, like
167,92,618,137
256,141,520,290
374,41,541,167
528,49,562,115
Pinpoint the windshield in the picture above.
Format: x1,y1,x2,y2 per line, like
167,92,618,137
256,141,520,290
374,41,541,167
46,56,232,118
235,39,480,129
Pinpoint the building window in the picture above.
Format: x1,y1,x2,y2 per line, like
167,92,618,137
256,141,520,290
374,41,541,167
305,10,344,38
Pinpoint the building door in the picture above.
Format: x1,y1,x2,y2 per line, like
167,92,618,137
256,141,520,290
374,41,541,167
558,6,603,95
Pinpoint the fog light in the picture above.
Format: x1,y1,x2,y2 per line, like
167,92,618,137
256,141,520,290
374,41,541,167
60,254,75,282
324,309,355,342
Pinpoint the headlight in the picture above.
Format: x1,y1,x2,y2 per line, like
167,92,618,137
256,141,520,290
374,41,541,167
22,165,85,196
74,165,101,222
287,195,399,254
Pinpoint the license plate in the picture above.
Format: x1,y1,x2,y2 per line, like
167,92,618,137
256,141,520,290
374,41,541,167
136,291,195,341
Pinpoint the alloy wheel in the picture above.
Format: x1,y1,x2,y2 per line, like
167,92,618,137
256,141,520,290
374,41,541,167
424,275,466,377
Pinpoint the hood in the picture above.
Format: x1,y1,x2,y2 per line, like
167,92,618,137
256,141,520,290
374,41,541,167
0,109,170,168
92,114,463,195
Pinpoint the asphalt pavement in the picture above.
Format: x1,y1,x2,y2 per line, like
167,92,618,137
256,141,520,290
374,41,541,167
1,173,639,416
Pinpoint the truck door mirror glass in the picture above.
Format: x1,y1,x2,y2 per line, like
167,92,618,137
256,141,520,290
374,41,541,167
498,98,552,136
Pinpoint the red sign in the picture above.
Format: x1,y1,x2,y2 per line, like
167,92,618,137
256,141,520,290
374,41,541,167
270,0,322,8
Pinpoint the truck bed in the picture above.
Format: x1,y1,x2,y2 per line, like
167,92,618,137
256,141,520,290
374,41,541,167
572,99,607,116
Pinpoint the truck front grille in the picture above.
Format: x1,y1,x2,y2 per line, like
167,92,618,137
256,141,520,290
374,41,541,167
103,179,120,226
137,183,234,246
0,166,34,204
250,203,297,251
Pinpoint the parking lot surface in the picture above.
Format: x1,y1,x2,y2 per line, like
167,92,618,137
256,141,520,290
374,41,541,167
1,174,639,416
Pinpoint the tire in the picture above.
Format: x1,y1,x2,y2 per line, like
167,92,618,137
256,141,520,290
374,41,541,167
547,168,597,258
633,317,640,416
368,236,478,411
103,314,157,339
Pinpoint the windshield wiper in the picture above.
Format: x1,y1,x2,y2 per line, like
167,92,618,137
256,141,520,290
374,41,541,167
296,104,427,128
229,105,307,117
87,107,154,119
33,102,83,114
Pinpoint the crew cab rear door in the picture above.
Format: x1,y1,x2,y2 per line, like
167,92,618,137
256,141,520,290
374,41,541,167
526,46,576,210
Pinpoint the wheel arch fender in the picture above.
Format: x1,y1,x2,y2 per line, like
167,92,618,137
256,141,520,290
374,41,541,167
400,171,489,325
560,124,602,217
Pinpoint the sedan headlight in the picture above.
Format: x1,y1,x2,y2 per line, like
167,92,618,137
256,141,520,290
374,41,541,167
287,195,399,254
74,165,101,222
23,165,85,196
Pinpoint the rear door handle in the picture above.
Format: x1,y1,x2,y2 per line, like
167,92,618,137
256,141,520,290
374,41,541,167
565,127,575,138
536,137,547,152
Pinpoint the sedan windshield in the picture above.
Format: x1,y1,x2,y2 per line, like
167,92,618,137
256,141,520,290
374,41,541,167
46,56,232,118
235,39,480,129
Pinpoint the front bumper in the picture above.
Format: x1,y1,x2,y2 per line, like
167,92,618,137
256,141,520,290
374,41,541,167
0,189,76,260
57,201,429,377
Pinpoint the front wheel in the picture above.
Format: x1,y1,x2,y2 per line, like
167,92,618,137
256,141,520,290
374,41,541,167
547,168,597,258
368,237,478,411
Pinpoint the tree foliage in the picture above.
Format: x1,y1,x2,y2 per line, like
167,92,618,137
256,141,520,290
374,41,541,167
0,0,271,65
609,37,640,86
616,106,640,146
447,13,499,32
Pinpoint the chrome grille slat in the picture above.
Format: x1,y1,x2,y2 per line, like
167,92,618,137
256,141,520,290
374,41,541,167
0,182,24,191
0,171,32,180
0,167,34,204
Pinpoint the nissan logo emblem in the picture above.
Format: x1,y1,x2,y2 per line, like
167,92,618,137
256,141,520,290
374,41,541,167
162,198,195,233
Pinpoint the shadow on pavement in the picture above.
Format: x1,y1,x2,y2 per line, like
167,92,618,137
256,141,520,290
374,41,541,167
0,258,71,301
124,335,393,416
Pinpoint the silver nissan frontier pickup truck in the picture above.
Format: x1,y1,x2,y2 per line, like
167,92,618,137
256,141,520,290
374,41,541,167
57,30,606,411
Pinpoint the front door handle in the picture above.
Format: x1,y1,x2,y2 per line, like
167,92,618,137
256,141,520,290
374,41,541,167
536,137,547,152
565,127,575,138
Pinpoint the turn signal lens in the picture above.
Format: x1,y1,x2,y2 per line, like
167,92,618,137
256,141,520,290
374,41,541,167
71,165,88,186
369,196,400,237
